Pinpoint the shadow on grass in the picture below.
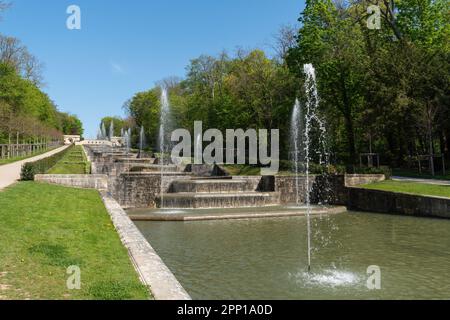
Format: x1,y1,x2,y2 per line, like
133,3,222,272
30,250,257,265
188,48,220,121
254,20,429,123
28,243,83,267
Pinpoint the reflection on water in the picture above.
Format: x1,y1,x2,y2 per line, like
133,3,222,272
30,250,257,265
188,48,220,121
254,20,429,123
291,269,362,288
134,212,450,300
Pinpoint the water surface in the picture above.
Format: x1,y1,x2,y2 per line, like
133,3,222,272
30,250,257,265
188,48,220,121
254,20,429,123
135,212,450,299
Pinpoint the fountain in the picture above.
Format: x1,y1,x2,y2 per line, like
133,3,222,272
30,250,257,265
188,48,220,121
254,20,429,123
124,130,130,154
303,63,328,272
195,132,202,164
109,121,114,141
138,126,146,158
159,87,171,208
290,99,303,206
101,122,107,140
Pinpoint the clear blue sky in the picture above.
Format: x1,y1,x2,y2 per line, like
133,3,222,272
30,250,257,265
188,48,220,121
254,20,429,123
1,0,304,138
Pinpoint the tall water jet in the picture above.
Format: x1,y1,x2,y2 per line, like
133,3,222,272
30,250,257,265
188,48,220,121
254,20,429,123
195,132,202,164
290,99,303,206
101,122,107,140
303,63,325,272
128,128,132,152
138,126,146,158
124,131,130,154
123,128,131,154
159,87,171,208
109,121,114,142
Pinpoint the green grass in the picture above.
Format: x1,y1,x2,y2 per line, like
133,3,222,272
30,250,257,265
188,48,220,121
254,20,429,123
47,146,90,174
0,182,150,300
0,147,58,166
392,168,450,181
361,180,450,198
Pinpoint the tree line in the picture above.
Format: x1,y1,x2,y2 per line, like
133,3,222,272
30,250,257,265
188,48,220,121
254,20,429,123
0,2,83,146
103,0,449,171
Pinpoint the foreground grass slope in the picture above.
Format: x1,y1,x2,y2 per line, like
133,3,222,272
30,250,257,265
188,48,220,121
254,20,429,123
47,146,90,174
0,182,149,300
362,180,450,199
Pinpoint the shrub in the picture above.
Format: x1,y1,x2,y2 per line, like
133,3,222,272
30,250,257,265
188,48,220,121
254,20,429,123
21,145,74,181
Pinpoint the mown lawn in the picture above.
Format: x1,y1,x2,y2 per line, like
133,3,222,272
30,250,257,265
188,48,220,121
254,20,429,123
0,147,58,166
362,180,450,198
0,182,150,300
47,146,90,174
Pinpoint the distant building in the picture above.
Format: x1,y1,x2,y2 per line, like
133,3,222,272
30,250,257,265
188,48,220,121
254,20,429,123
76,140,112,146
111,137,125,147
64,135,81,145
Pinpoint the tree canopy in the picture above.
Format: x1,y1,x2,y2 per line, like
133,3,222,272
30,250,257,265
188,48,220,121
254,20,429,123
0,4,83,143
102,0,449,171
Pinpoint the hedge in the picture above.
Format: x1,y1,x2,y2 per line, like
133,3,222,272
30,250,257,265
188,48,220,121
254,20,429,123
21,145,74,181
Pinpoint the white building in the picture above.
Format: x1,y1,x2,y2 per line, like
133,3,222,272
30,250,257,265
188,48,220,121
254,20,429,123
64,135,81,145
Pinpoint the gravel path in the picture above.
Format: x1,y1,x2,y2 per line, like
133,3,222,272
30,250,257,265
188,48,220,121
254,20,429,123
0,145,70,190
391,176,450,186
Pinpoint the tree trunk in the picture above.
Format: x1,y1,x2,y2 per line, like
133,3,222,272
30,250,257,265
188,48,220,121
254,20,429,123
344,113,356,163
427,120,435,176
339,72,356,163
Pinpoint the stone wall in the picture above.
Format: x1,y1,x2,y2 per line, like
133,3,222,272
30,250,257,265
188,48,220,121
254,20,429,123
113,173,192,208
232,176,274,192
35,174,108,190
347,187,450,218
345,174,385,187
274,176,316,204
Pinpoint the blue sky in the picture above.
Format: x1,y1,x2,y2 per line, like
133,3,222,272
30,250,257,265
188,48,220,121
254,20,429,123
1,0,304,138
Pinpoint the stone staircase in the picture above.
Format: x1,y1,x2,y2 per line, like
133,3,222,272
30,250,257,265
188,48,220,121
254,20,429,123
157,178,281,209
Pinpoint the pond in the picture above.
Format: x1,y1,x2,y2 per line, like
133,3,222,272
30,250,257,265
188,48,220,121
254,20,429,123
134,212,450,300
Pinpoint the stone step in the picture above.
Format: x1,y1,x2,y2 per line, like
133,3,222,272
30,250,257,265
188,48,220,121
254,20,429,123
130,164,179,173
116,158,157,165
171,179,254,193
157,192,280,209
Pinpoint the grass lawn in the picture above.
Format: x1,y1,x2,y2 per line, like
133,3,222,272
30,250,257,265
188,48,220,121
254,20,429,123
0,182,150,300
362,180,450,198
47,146,90,174
0,147,58,166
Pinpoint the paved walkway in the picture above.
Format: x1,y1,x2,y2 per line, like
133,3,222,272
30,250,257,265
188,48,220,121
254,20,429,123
0,145,70,190
392,176,450,186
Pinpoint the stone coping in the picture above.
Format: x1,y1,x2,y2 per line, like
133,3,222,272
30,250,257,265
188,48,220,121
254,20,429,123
99,190,191,300
129,206,347,222
36,174,106,178
347,185,450,200
35,174,108,191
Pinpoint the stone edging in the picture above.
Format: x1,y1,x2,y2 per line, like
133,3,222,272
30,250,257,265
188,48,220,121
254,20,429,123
35,174,108,190
99,190,191,300
129,206,347,222
347,187,450,218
